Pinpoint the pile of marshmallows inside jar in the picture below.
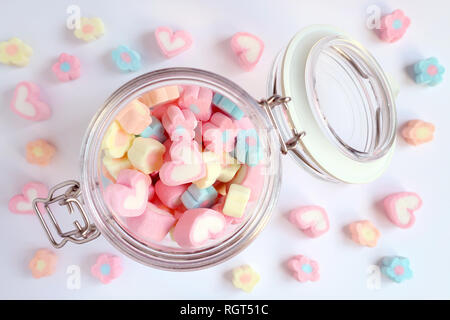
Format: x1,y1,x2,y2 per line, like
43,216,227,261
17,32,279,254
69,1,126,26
101,84,265,249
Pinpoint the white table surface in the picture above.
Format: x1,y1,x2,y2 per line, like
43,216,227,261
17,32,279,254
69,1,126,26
1,0,449,300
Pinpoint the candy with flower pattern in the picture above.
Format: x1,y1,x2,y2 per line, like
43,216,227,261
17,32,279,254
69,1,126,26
26,139,56,166
91,253,123,284
29,249,58,279
378,9,411,43
0,38,33,66
348,220,380,247
232,265,260,292
74,17,105,41
112,45,141,72
414,57,445,86
287,255,320,283
401,120,435,146
52,53,81,82
380,256,413,283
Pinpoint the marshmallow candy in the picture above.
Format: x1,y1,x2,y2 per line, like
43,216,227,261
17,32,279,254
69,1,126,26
348,220,380,248
193,152,222,189
101,121,134,158
9,182,48,214
289,206,330,238
155,27,193,58
162,105,197,141
102,156,132,182
230,32,264,71
222,184,251,218
212,93,244,120
181,184,218,209
139,86,179,108
230,164,264,201
127,137,166,174
172,208,226,248
11,82,51,121
116,99,151,134
159,140,206,186
178,85,213,121
127,202,177,242
382,192,422,229
104,169,151,217
154,180,188,209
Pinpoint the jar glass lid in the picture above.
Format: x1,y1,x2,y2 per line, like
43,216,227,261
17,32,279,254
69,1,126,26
277,25,396,183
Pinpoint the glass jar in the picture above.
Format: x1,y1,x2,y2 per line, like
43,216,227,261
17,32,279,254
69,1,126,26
33,25,396,271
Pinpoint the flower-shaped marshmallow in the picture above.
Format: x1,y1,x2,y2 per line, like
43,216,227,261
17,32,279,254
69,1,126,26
233,128,263,166
381,256,413,283
401,120,435,146
0,38,33,67
74,17,105,42
29,249,58,279
378,9,411,43
52,53,81,82
91,253,123,284
112,45,142,72
348,220,380,247
287,255,320,283
414,57,445,87
202,112,238,153
231,265,260,292
26,139,56,166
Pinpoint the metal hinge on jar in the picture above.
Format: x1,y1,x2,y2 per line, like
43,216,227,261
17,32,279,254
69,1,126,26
33,180,100,248
259,95,305,155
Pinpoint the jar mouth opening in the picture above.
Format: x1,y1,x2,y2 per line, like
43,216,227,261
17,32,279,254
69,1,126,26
80,68,281,271
305,35,396,162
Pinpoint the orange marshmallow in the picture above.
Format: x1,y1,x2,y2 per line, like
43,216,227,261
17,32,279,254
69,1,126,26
139,86,180,108
116,99,152,134
26,139,56,166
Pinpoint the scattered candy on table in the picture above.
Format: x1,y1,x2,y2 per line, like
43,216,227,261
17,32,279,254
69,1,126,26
287,255,320,283
401,120,435,146
231,265,260,292
29,249,58,279
9,182,48,214
348,220,380,247
26,139,56,166
91,253,123,284
289,206,330,238
52,53,81,82
382,192,422,229
154,26,193,58
74,17,105,42
380,256,413,283
112,45,142,72
414,57,445,86
10,81,51,121
230,32,264,71
377,9,411,43
0,37,33,67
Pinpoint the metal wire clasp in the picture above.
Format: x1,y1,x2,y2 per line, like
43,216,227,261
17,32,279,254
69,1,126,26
259,95,305,155
33,180,100,248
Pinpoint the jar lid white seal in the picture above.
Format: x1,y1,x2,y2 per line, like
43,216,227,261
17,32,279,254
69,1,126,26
276,25,397,183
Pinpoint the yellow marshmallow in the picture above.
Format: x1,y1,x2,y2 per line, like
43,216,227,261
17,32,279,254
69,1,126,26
217,154,241,183
222,184,251,218
194,152,222,189
101,121,134,158
127,137,166,174
102,156,132,180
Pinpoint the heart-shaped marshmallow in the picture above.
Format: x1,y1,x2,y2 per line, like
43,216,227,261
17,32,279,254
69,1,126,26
10,82,51,121
162,105,197,142
178,85,213,121
9,182,48,214
126,202,177,242
127,137,166,174
172,208,226,248
159,140,206,186
289,206,330,238
230,32,264,71
104,169,151,217
155,27,193,58
383,192,422,228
